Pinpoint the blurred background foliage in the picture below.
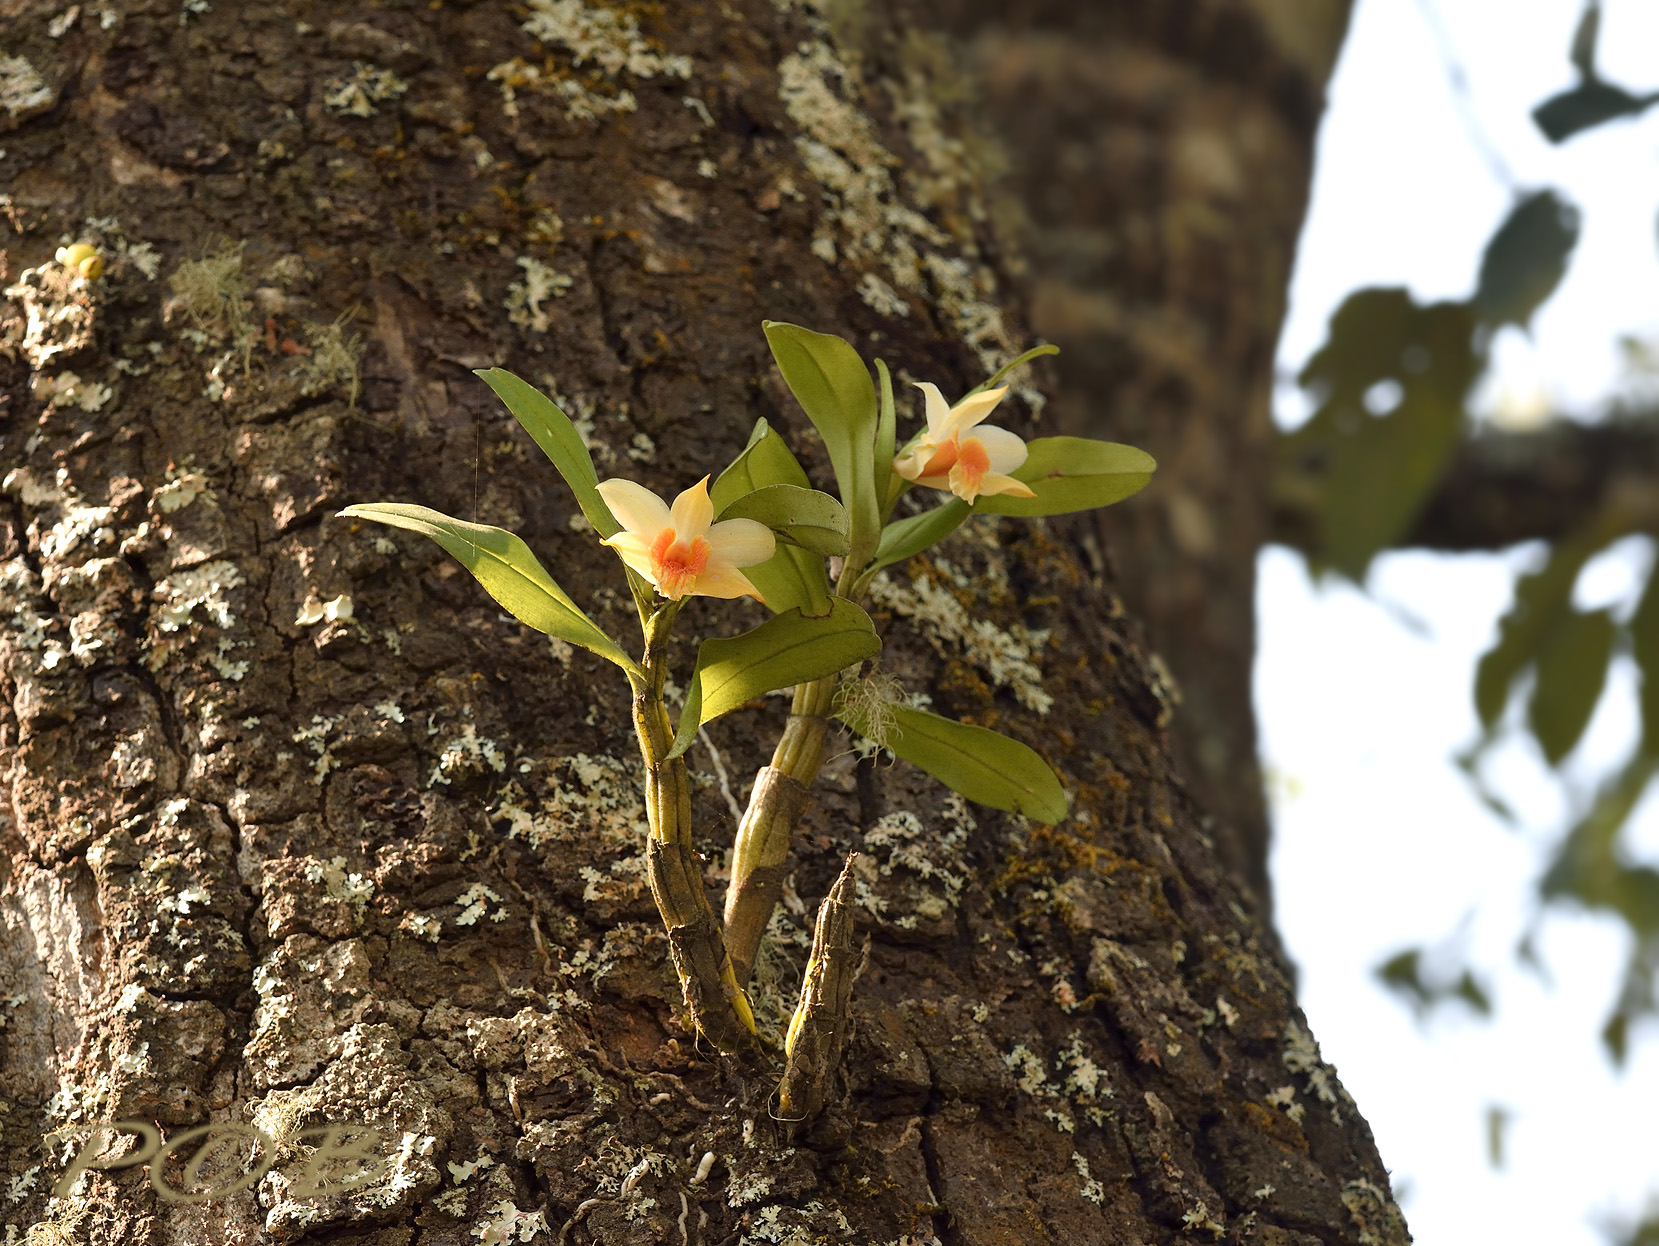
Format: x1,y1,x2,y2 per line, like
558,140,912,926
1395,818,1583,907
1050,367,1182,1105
1273,0,1659,1085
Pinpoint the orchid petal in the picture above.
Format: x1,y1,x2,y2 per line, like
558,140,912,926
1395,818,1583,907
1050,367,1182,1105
915,382,953,436
974,472,1037,499
940,385,1009,438
670,476,715,540
692,564,765,601
706,517,776,568
599,530,660,581
595,478,671,537
972,424,1030,474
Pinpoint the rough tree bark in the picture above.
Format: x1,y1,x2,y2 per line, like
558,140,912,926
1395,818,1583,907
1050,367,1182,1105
0,2,1408,1244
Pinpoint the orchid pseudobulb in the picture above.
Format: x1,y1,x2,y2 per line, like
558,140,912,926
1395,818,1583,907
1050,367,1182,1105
596,476,775,602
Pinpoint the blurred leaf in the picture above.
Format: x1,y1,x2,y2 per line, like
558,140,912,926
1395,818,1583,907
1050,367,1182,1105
872,500,972,573
667,599,880,759
1485,1105,1510,1170
475,369,618,538
1634,561,1659,746
337,503,636,674
711,419,831,616
1569,1,1601,78
1453,971,1493,1016
1529,606,1615,765
1618,1211,1659,1246
763,321,881,568
872,704,1068,823
1533,80,1659,143
1473,191,1580,330
973,437,1157,517
1278,289,1479,579
1376,949,1430,1010
1376,946,1492,1020
1474,535,1599,729
1542,754,1659,920
1598,934,1659,1066
718,484,849,557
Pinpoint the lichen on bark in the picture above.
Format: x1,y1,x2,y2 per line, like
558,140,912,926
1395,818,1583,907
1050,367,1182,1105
0,1,1403,1243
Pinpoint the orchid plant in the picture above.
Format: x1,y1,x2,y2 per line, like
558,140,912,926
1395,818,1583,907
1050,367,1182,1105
341,323,1153,1118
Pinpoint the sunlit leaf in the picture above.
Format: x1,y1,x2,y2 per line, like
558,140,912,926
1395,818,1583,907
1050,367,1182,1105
1533,80,1659,144
338,503,636,673
475,369,618,538
973,437,1156,517
876,357,906,517
762,321,881,568
865,704,1067,823
871,500,971,572
875,358,897,478
667,599,880,759
718,484,849,557
1529,606,1614,765
711,419,831,616
1474,191,1580,330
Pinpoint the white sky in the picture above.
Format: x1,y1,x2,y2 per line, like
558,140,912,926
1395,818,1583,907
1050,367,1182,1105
1262,1,1659,1243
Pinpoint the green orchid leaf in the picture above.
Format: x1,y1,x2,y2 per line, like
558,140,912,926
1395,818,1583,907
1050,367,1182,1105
871,500,972,572
475,368,619,538
964,343,1060,400
973,437,1156,517
718,484,850,557
875,358,897,477
712,419,831,616
762,321,881,569
338,503,637,674
668,598,881,759
868,705,1067,824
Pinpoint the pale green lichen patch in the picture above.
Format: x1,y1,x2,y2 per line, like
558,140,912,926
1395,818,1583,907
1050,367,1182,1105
454,882,508,926
473,1200,548,1244
1071,1152,1105,1205
858,797,974,928
870,564,1052,713
522,1,692,79
505,256,572,333
1340,1177,1410,1246
771,22,1041,403
1,257,99,370
30,372,112,412
427,722,509,786
489,0,691,124
298,312,363,405
323,62,409,117
1282,1020,1351,1124
0,54,55,120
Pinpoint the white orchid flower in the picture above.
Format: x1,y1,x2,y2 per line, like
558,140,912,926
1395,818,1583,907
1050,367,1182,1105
891,382,1037,504
595,476,775,602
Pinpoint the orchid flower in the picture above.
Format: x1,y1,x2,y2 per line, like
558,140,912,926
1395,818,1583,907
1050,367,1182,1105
596,476,775,602
892,382,1038,504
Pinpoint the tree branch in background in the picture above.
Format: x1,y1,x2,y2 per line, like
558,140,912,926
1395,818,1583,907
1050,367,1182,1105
1271,414,1659,556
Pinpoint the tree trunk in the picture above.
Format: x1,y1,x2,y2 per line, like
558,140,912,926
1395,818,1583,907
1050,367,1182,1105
0,2,1405,1244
